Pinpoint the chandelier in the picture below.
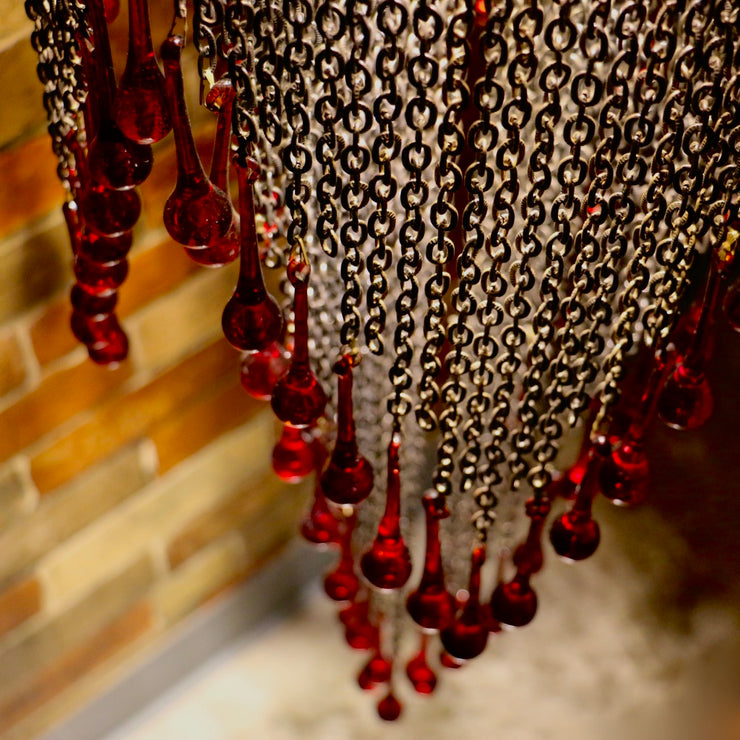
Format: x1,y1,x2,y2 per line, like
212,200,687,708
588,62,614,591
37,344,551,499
26,0,740,721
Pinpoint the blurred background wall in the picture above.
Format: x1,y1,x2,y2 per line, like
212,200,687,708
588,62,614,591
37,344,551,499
0,3,310,737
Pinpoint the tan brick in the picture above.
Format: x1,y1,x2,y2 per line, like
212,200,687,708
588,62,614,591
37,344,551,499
131,264,239,371
150,377,262,474
29,339,237,493
0,463,35,533
0,41,49,150
0,577,42,638
38,413,275,607
0,331,27,397
154,533,246,625
30,237,202,367
0,601,153,736
0,555,155,706
0,217,72,325
237,480,308,566
0,0,35,50
0,443,155,586
167,472,285,568
0,356,132,462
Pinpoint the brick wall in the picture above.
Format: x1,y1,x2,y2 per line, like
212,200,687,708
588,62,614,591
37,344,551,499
0,3,307,737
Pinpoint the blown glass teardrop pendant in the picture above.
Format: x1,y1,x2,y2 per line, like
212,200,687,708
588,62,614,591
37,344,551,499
160,35,232,247
184,79,239,266
114,0,171,144
358,650,392,690
377,691,402,722
271,244,328,427
360,432,412,591
440,545,489,660
271,424,315,483
406,635,437,694
240,342,290,401
490,499,549,628
320,355,374,505
222,159,283,351
324,512,360,602
406,495,455,631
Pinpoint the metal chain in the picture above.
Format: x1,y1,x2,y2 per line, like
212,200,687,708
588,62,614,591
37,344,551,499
338,0,373,352
365,0,407,356
26,0,87,189
387,0,443,420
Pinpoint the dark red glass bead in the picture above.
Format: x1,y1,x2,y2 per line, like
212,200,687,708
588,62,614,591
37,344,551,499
657,363,713,431
271,425,314,483
321,356,374,505
161,35,232,247
76,230,133,263
300,479,341,546
549,510,601,561
440,546,489,660
73,254,128,294
240,342,290,401
490,576,538,628
88,327,129,367
324,511,360,602
358,651,392,690
377,692,402,722
360,434,412,591
88,122,154,191
406,637,437,694
114,0,171,144
407,495,455,631
344,614,379,651
70,284,117,316
599,436,649,507
222,160,283,351
81,186,142,238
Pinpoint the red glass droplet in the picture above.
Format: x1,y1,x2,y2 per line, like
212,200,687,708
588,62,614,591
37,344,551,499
160,35,232,247
324,512,360,602
377,692,402,722
491,499,549,628
657,363,714,430
71,311,129,366
340,597,379,650
406,636,437,694
550,445,606,561
659,251,726,431
490,575,538,628
599,435,649,507
271,424,314,483
184,79,239,266
271,246,328,427
407,495,455,630
88,121,154,191
81,186,142,237
321,356,374,505
70,284,118,316
240,342,290,401
74,254,128,294
114,0,171,144
360,433,412,591
724,278,740,332
300,478,341,546
358,650,392,690
222,160,283,351
76,230,133,263
84,0,153,190
440,545,489,660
